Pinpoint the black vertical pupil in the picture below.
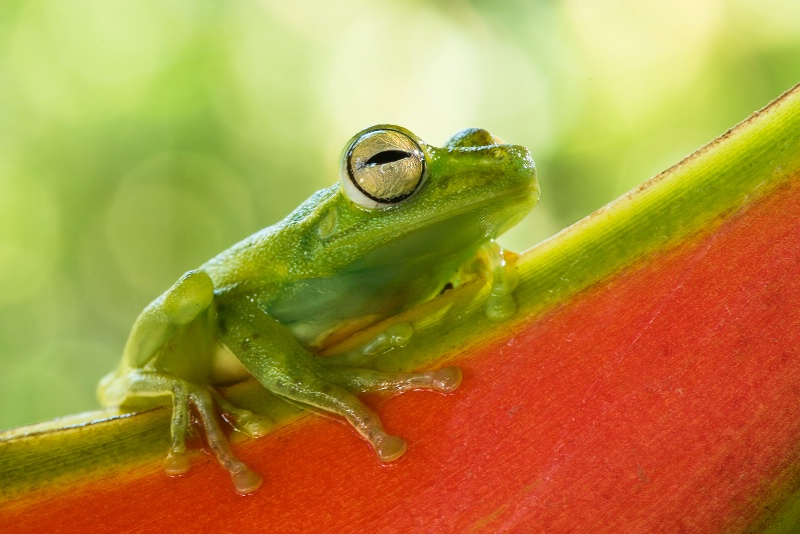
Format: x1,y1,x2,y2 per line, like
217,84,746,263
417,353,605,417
365,150,410,165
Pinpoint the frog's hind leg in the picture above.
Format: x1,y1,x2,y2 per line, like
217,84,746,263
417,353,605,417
277,376,410,462
302,366,462,460
216,301,410,462
319,366,462,394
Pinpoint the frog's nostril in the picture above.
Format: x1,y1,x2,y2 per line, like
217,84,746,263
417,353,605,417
444,128,497,149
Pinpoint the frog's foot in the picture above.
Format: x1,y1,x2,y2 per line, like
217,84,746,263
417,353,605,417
320,365,463,394
359,322,413,357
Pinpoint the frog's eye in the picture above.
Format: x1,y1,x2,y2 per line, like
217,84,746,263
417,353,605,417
341,128,426,210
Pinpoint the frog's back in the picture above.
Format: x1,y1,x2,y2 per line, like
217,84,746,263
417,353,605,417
200,186,339,296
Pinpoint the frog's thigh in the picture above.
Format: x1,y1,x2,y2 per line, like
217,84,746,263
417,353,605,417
319,366,462,394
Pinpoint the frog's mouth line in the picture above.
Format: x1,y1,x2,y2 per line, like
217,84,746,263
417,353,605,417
347,182,540,267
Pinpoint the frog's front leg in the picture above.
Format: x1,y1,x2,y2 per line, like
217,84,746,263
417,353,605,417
217,298,461,462
112,369,263,494
99,270,267,494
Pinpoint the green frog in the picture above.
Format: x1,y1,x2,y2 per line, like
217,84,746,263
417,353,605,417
98,125,539,494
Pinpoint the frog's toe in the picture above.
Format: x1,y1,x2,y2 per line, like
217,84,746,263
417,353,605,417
431,366,462,393
164,449,191,475
231,413,273,438
373,432,407,462
485,293,517,322
209,389,274,438
230,462,263,495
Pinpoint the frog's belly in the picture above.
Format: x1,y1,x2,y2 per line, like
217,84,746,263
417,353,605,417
264,227,485,350
209,342,252,384
264,269,445,350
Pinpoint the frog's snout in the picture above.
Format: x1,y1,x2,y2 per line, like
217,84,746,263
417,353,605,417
444,128,499,149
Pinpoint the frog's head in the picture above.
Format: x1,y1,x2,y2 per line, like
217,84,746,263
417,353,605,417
312,125,538,272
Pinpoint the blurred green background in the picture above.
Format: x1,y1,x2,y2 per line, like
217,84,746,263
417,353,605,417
1,0,798,430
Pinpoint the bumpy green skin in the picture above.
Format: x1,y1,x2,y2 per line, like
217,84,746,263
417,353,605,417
97,125,538,494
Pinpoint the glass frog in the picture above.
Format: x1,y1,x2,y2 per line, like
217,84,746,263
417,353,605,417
98,125,539,494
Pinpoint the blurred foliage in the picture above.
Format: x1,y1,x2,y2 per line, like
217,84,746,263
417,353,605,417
1,0,799,429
